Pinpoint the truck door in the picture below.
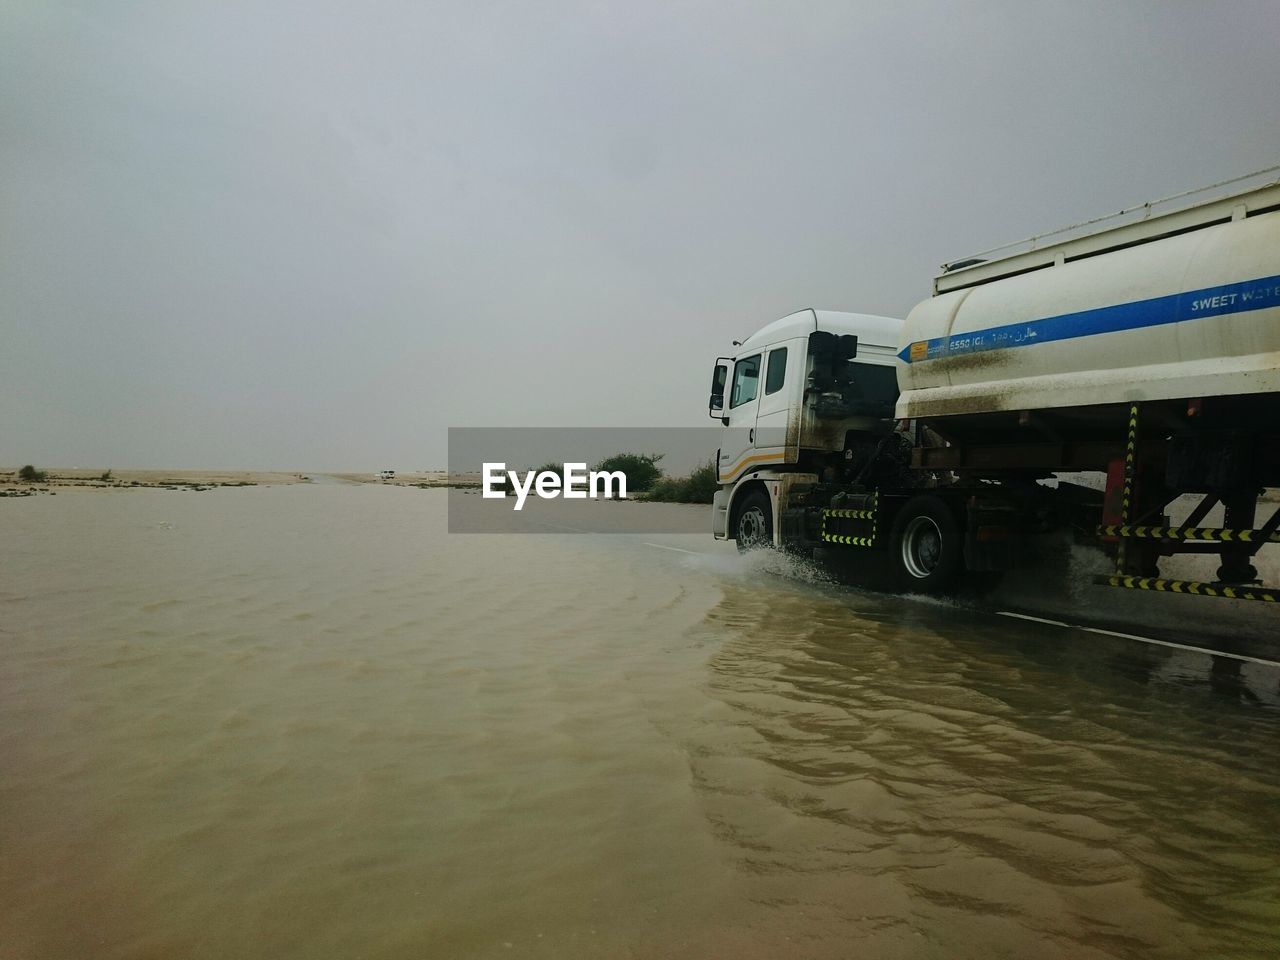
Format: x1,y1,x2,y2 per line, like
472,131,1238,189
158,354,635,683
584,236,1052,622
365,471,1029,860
753,341,797,463
718,352,762,483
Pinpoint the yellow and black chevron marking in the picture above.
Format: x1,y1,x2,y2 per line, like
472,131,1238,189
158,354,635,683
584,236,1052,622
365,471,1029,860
1097,525,1280,543
822,531,874,546
1094,574,1280,603
820,491,879,548
1121,403,1138,516
1116,403,1139,575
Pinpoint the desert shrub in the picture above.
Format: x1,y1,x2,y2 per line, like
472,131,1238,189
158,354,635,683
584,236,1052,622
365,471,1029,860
592,453,663,493
645,461,717,503
18,465,47,483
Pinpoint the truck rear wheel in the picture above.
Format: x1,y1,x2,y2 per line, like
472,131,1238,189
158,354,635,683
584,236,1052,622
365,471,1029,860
734,489,773,553
890,495,961,593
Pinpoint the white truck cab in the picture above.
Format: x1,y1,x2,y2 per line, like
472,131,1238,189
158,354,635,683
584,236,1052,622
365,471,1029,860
709,309,902,545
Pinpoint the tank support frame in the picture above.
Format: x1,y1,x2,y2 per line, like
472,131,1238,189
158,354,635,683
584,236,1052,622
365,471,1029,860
1094,401,1280,601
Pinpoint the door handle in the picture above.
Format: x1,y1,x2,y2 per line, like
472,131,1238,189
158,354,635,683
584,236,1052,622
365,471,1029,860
749,428,754,443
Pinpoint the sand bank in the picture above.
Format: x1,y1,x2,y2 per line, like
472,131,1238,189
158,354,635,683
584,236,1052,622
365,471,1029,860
0,468,310,496
328,471,483,488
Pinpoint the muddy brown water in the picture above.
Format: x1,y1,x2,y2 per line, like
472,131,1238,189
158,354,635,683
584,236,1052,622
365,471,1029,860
3,486,1279,959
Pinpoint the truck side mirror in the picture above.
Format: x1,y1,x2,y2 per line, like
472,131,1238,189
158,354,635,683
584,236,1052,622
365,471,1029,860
709,361,729,419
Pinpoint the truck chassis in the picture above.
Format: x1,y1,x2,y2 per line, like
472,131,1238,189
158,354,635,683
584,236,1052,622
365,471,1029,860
731,393,1280,602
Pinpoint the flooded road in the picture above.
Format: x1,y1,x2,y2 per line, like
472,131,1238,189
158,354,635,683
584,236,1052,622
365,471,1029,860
3,486,1279,958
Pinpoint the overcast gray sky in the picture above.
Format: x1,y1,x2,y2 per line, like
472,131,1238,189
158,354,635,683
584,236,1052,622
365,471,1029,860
3,1,1279,470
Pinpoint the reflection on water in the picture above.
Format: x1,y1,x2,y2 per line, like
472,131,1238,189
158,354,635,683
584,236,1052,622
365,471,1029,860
1,487,1278,959
690,584,1280,957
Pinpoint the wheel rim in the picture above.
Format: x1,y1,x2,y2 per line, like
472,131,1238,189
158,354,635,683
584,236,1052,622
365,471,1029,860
901,515,942,579
738,506,768,547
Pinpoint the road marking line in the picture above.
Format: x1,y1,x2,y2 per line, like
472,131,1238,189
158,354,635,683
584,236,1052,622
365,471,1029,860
522,519,591,533
996,611,1280,668
642,542,700,555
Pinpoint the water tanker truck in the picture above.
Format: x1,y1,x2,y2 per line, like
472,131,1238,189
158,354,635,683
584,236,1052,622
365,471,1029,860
709,172,1280,601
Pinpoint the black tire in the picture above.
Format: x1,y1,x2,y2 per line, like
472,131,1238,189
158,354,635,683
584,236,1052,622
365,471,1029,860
889,495,962,593
734,489,773,553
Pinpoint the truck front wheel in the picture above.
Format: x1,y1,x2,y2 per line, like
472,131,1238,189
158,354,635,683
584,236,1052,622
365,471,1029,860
890,495,961,592
734,489,773,553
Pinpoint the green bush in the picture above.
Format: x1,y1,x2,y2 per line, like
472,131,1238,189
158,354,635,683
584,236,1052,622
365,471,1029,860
593,453,663,493
645,461,717,503
18,465,47,483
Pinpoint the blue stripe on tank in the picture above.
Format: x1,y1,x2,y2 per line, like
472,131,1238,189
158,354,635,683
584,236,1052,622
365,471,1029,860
898,273,1280,363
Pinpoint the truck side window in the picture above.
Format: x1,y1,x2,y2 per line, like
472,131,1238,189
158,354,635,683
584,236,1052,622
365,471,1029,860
730,354,760,408
765,347,787,395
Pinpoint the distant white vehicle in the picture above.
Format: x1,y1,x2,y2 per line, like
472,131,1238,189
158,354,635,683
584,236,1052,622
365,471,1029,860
377,470,396,481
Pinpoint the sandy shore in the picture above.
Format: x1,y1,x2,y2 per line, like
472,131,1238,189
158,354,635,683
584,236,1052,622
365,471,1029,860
329,471,483,488
0,468,310,496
